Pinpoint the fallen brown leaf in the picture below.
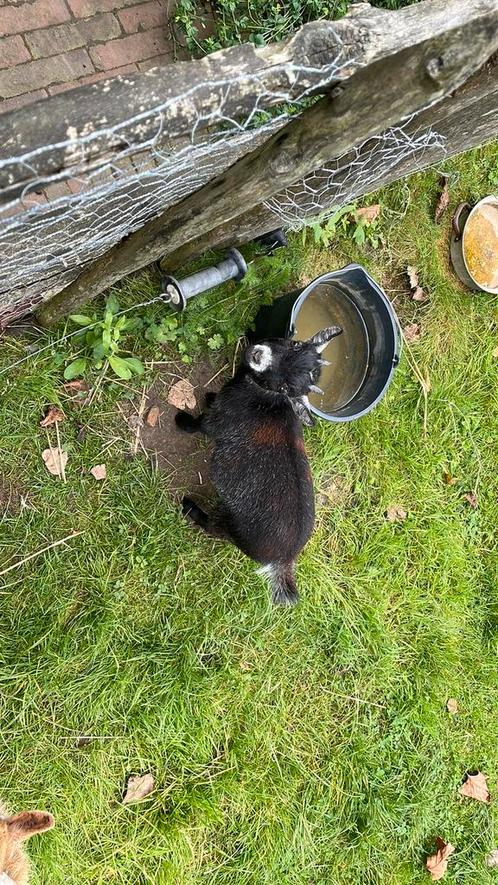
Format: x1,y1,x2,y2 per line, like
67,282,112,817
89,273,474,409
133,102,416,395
463,491,478,509
435,177,450,223
459,772,490,803
40,405,65,427
426,838,455,881
443,473,458,486
403,323,421,344
356,204,380,223
486,849,498,868
63,380,89,392
168,379,196,411
90,464,106,481
123,773,154,805
386,505,407,522
146,406,160,428
41,447,68,478
239,661,252,671
446,698,458,714
407,265,428,303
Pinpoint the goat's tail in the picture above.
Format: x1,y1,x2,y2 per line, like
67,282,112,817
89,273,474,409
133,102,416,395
257,561,299,606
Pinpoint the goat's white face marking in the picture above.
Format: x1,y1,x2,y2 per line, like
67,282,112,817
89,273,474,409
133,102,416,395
248,344,272,373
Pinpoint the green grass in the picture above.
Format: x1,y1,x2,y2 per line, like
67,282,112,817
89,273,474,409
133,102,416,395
1,142,498,884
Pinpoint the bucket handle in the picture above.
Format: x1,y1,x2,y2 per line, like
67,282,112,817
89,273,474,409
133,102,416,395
452,201,471,242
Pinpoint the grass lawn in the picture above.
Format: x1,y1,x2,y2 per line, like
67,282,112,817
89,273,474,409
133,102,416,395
0,142,497,884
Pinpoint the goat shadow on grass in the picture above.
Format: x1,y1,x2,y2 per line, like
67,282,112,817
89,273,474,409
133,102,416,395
140,356,230,506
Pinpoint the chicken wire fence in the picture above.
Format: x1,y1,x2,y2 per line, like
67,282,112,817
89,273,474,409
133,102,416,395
0,58,445,327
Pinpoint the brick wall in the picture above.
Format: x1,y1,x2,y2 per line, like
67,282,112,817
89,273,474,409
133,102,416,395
0,0,189,114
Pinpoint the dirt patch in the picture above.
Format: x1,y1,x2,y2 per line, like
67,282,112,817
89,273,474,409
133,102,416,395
139,357,230,503
0,474,25,515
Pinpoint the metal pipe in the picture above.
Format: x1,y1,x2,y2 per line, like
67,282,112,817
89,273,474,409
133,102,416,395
159,248,247,311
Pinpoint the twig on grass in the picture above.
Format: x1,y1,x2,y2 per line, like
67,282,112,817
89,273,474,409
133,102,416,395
401,333,430,437
0,531,84,577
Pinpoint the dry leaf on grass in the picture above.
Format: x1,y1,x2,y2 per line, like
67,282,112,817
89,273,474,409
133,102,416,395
40,405,65,427
435,177,450,223
239,661,252,671
403,323,422,344
492,346,498,359
426,838,455,881
443,473,457,486
63,380,88,392
123,773,154,804
446,698,458,714
90,464,106,481
407,265,429,303
459,772,490,803
356,204,380,223
168,379,196,411
146,406,160,427
42,447,68,478
386,505,407,522
463,491,478,509
486,850,498,868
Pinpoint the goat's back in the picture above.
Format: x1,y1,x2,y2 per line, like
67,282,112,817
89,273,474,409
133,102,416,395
205,378,315,563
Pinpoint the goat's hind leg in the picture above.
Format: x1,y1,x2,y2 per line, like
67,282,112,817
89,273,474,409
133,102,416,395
175,411,206,434
182,497,232,541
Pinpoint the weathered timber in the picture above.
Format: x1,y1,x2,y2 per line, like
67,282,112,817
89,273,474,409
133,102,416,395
161,58,498,273
35,0,498,325
1,0,496,200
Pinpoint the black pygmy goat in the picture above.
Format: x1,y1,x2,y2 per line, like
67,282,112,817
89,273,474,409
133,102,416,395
175,325,341,605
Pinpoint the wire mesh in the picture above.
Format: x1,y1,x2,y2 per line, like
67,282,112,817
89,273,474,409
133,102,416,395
0,55,445,327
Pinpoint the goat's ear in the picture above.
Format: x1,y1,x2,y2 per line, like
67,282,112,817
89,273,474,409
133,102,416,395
246,344,272,373
8,811,55,842
291,396,315,427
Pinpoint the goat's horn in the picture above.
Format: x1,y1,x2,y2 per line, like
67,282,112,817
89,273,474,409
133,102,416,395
309,325,342,353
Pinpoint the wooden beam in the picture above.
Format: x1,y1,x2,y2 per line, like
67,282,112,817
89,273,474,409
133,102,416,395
35,0,498,325
162,58,498,272
1,0,496,198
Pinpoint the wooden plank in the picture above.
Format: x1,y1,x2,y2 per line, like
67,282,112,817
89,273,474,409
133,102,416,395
1,0,497,199
162,58,498,272
35,0,498,325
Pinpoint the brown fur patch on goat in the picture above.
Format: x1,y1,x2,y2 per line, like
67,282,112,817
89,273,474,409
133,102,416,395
251,421,288,447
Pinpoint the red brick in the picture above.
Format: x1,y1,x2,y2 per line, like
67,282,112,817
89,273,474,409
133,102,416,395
48,62,138,93
0,88,48,115
0,34,30,70
67,0,138,16
90,27,171,71
137,53,173,72
118,1,164,34
26,13,120,58
0,0,70,37
0,48,92,98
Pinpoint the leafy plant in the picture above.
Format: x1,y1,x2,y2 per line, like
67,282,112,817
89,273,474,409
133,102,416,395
62,294,144,381
302,203,382,250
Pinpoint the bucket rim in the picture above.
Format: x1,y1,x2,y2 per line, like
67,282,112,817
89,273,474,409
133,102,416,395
288,263,401,423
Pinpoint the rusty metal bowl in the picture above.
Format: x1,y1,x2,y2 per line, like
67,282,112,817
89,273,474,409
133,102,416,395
451,195,498,294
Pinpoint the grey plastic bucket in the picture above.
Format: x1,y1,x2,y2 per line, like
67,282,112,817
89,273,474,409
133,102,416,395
250,263,401,423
